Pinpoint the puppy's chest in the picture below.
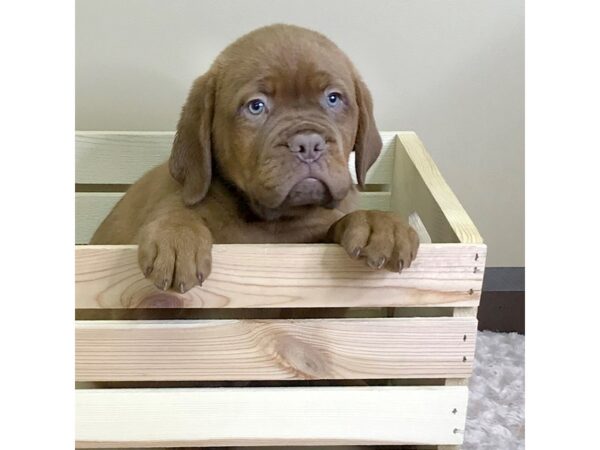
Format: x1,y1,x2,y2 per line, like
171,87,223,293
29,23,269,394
211,214,336,244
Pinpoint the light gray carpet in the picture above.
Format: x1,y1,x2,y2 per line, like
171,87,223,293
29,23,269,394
463,331,525,449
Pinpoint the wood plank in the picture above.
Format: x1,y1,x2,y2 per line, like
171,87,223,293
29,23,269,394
409,211,432,244
76,317,477,381
443,308,478,390
348,131,396,184
358,191,391,210
391,132,483,244
76,131,397,185
75,191,392,244
75,192,123,244
76,386,468,447
75,244,485,309
76,132,173,185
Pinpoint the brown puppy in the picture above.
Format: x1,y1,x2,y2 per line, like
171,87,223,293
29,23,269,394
91,24,419,293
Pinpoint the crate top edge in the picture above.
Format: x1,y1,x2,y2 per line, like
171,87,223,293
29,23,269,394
75,242,487,252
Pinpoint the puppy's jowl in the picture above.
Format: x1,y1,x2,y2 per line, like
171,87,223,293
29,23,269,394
91,24,419,293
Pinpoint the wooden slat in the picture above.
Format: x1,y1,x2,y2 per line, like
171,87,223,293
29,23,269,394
409,211,432,244
76,131,397,185
76,317,477,381
348,131,396,184
391,132,483,244
75,244,485,309
75,191,392,244
357,191,390,210
76,132,173,185
75,193,123,244
76,386,467,448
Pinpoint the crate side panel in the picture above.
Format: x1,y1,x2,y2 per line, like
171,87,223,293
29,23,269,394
76,132,173,185
76,131,397,185
358,191,391,210
76,193,124,244
391,133,483,244
76,317,477,381
75,244,485,309
76,386,467,448
409,211,432,244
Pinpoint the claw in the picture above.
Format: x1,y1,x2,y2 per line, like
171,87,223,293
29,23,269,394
368,257,386,270
398,259,404,273
179,282,186,294
162,280,169,291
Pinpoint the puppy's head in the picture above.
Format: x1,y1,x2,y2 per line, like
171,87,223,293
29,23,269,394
170,24,382,219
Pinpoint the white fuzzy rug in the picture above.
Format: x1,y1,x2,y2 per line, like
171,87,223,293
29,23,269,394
463,331,525,449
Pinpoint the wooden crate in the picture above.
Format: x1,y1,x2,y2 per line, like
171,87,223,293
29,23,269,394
75,131,485,449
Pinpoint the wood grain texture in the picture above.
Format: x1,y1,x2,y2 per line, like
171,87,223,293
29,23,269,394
75,191,392,244
73,130,481,448
391,132,483,244
76,131,397,185
444,310,476,386
75,244,485,309
76,317,477,381
75,386,468,448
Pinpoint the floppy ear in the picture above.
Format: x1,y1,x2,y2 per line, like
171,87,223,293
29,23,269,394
169,72,216,206
353,75,383,187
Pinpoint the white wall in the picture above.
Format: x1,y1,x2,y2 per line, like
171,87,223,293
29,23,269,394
76,0,524,267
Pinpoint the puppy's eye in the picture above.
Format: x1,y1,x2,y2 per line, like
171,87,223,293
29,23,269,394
326,92,342,107
247,99,266,115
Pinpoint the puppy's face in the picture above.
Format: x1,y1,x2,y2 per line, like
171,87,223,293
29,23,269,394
170,25,382,220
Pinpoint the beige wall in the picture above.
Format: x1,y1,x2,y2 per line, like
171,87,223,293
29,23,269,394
76,0,524,267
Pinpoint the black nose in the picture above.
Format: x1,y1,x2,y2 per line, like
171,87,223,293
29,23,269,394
288,133,326,163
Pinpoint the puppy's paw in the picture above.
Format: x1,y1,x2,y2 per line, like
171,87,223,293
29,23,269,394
137,224,213,293
329,210,419,272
